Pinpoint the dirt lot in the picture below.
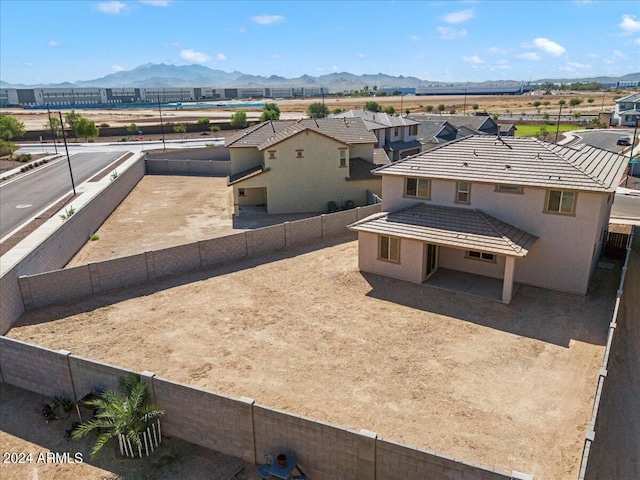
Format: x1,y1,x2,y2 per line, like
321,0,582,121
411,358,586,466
0,384,260,480
8,231,618,479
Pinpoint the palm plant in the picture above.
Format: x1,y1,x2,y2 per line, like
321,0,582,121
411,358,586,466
71,374,164,458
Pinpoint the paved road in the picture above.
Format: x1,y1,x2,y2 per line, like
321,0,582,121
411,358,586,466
16,139,222,155
612,190,640,221
0,151,125,239
575,129,634,152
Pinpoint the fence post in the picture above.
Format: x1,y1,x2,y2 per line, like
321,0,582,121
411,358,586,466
358,429,377,480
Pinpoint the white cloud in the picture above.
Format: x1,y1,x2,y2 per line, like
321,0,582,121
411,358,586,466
487,46,507,55
168,41,181,48
216,53,227,61
442,9,474,24
523,37,566,57
515,52,541,60
270,53,281,59
410,35,420,42
96,1,128,14
140,0,173,6
603,58,615,64
559,61,591,72
48,40,60,47
620,14,640,33
463,55,484,64
180,49,211,63
437,27,467,39
112,65,125,71
239,27,246,33
24,62,33,67
251,14,284,25
613,49,626,59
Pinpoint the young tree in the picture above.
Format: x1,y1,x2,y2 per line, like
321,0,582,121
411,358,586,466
0,114,26,141
587,98,595,104
259,103,280,122
533,101,542,112
472,104,479,111
173,124,187,139
538,125,549,140
543,112,550,120
405,108,410,116
569,98,582,107
71,374,164,458
364,101,380,112
230,111,248,128
197,117,210,132
64,110,82,134
306,102,329,118
126,123,139,139
382,105,395,114
332,108,344,115
437,104,446,114
44,116,62,139
75,118,99,142
210,125,220,134
0,140,20,160
425,105,434,113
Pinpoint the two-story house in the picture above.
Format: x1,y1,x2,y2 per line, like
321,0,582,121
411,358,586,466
331,110,422,161
349,136,628,303
613,93,640,126
225,118,381,214
407,114,501,151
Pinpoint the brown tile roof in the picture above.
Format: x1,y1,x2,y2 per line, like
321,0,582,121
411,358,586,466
373,148,390,165
225,118,377,150
347,158,378,181
349,203,538,257
227,164,269,185
375,135,628,192
332,109,420,128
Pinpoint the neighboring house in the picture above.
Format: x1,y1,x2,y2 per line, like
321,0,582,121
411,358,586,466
613,93,640,126
408,114,499,151
499,124,517,137
331,110,422,161
225,118,382,214
349,135,628,303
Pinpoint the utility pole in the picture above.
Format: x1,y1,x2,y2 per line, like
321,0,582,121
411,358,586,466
58,111,76,196
555,101,565,143
626,118,639,187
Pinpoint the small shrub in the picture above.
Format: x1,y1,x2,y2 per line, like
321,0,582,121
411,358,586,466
59,205,76,221
89,233,100,241
121,137,127,142
110,170,118,181
100,123,110,128
205,142,216,147
20,167,26,172
53,395,75,414
42,159,48,163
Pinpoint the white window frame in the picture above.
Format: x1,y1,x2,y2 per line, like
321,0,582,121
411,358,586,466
405,177,430,199
379,235,400,263
339,148,348,167
495,184,524,194
466,250,496,262
456,181,470,204
545,189,576,215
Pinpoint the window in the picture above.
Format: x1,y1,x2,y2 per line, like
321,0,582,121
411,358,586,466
238,188,245,197
466,251,495,262
268,150,276,159
456,182,470,204
379,235,400,262
339,149,347,167
296,149,304,158
409,124,418,136
405,177,430,199
545,190,576,214
394,127,399,136
495,184,523,194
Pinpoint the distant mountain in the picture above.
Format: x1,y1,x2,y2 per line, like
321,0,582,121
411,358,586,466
2,63,638,91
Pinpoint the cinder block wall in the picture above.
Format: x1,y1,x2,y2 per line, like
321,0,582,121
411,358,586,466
1,155,146,334
145,159,231,176
0,336,516,479
18,206,382,311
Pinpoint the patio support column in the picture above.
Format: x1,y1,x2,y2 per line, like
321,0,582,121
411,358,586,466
502,256,516,304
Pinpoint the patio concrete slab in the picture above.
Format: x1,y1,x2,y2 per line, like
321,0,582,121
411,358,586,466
425,267,521,302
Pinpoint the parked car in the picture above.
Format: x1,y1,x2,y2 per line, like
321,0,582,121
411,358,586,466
617,136,631,146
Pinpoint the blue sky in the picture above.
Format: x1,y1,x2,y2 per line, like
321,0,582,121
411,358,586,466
1,0,639,85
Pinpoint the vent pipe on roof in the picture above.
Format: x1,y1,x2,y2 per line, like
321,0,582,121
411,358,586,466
269,120,275,133
313,117,319,128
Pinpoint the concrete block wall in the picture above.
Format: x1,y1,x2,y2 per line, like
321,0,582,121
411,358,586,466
200,233,248,266
152,242,202,278
1,154,146,334
287,216,323,247
145,159,231,177
92,253,149,292
153,377,255,461
247,224,286,257
324,209,359,237
20,265,92,310
0,335,519,479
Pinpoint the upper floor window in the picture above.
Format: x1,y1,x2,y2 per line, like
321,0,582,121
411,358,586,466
545,190,576,214
456,182,470,204
495,184,523,194
409,125,418,136
296,149,304,158
339,149,347,167
268,150,276,159
405,177,430,199
394,127,399,136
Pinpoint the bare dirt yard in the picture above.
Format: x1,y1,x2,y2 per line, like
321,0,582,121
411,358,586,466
0,383,260,480
8,232,618,479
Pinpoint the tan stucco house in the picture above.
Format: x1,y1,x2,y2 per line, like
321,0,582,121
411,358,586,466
331,110,422,161
226,118,383,214
349,135,628,303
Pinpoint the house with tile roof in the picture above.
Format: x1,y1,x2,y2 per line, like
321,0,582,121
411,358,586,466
349,135,628,302
330,109,422,161
225,118,382,214
613,93,640,126
407,114,499,151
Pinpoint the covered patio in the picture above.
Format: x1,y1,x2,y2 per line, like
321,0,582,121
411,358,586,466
424,267,522,303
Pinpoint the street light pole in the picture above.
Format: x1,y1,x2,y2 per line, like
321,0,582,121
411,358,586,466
158,95,166,152
555,101,565,143
58,111,76,196
625,118,639,187
46,104,58,154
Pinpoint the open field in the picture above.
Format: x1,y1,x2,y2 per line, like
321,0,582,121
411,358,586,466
7,233,618,479
515,124,581,137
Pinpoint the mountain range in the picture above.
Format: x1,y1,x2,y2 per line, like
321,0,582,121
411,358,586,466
1,63,639,90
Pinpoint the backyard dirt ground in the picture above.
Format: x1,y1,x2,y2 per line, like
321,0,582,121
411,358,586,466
7,227,619,480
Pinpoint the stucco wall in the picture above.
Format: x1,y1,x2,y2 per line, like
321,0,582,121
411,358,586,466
229,146,262,174
357,232,424,283
438,246,507,279
349,143,374,162
381,175,609,294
